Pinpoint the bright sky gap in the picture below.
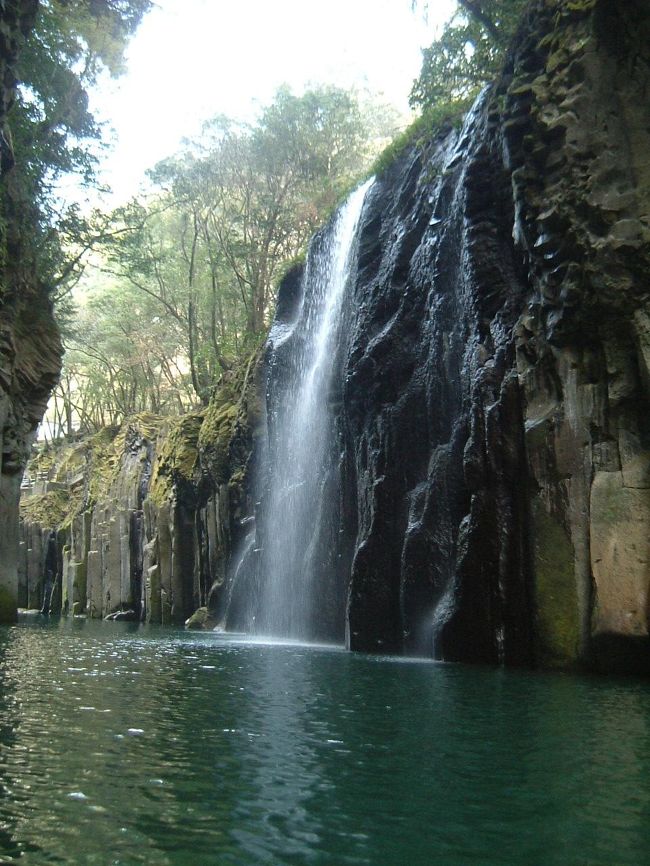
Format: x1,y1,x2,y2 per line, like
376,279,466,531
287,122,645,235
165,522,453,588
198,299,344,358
84,0,455,203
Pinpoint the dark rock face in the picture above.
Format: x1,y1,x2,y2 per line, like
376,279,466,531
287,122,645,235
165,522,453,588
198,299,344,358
336,0,650,672
342,117,534,664
0,2,62,621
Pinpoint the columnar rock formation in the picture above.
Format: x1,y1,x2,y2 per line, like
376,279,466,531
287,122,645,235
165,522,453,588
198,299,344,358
16,0,650,674
227,0,650,673
20,365,261,624
0,2,62,621
344,0,650,672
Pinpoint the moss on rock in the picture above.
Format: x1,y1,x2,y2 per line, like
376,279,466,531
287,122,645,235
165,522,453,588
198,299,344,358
27,443,60,480
532,500,581,668
198,400,239,483
198,349,264,487
148,413,203,506
80,428,120,508
111,413,164,455
20,488,69,529
185,606,211,629
369,99,473,179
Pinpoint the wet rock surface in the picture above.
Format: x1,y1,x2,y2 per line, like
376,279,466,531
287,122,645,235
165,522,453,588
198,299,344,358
221,0,650,673
14,0,650,674
337,0,650,671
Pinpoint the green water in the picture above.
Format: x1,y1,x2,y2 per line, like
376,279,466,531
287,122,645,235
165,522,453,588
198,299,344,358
0,620,649,865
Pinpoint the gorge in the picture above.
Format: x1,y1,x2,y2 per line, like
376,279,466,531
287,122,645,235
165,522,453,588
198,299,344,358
6,0,650,677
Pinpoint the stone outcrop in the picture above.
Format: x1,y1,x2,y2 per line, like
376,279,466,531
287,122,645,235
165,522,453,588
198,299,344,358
338,0,650,673
0,2,62,621
19,358,262,625
228,0,650,674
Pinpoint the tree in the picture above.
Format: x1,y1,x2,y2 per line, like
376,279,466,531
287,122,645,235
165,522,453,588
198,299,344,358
167,85,370,335
410,0,529,110
78,85,374,411
45,262,200,437
2,0,152,303
38,76,395,427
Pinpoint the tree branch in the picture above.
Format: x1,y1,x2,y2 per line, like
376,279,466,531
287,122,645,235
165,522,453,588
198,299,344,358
457,0,501,44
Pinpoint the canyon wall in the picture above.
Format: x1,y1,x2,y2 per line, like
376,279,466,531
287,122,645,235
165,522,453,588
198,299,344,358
334,0,650,673
0,2,62,622
19,362,261,625
226,0,650,673
18,0,650,674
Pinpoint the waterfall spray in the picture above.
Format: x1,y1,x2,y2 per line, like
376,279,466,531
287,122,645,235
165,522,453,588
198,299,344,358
252,180,373,640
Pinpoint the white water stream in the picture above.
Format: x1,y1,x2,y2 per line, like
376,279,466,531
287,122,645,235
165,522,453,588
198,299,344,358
257,180,373,639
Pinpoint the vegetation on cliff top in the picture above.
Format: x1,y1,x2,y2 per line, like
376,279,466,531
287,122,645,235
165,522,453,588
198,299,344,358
410,0,529,111
369,98,473,178
31,1,534,439
21,425,121,528
47,85,398,432
20,489,69,530
148,413,203,507
369,1,529,179
22,350,260,526
2,0,151,306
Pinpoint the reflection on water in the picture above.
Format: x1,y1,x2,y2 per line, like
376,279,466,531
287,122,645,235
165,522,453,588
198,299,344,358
0,619,649,865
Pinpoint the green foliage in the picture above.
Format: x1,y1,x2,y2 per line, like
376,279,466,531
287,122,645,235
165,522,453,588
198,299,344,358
49,85,383,429
63,265,197,425
25,440,59,480
174,84,372,336
20,488,69,529
369,98,473,177
276,250,307,283
3,0,151,302
83,426,123,507
22,425,122,528
411,0,529,111
253,85,369,214
373,3,530,195
24,362,253,527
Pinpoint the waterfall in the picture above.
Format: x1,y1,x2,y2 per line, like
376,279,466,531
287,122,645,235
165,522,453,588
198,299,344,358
252,180,373,641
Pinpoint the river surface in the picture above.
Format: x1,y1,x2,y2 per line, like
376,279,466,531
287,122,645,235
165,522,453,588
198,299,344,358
0,619,649,866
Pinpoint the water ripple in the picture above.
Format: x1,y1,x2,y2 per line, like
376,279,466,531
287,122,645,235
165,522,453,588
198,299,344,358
0,620,649,865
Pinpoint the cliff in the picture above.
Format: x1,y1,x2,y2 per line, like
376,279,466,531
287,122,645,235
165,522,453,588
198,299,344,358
338,0,650,673
0,2,62,621
223,0,650,673
19,358,262,624
18,0,650,674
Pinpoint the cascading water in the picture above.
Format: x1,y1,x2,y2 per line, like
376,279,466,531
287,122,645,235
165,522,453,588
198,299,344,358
251,180,373,641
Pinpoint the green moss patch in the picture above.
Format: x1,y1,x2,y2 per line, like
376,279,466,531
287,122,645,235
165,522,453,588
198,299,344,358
198,400,238,484
21,488,70,529
111,413,164,458
84,428,121,507
532,500,581,668
369,99,474,179
23,355,261,528
198,349,263,485
149,413,203,506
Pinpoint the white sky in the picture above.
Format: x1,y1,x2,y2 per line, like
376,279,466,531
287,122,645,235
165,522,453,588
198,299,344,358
86,0,456,202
